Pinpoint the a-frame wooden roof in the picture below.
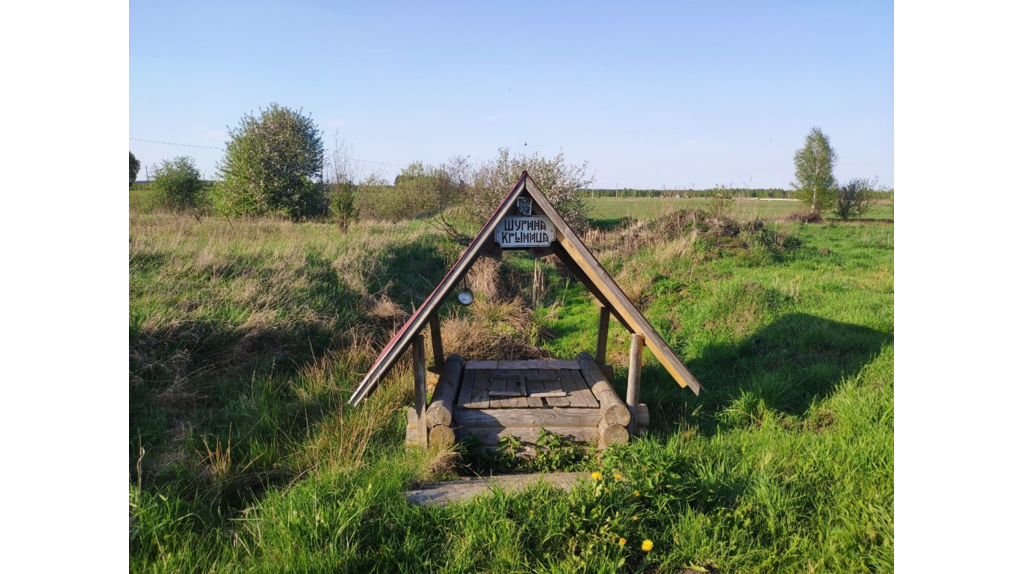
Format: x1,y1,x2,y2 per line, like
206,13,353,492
349,172,701,405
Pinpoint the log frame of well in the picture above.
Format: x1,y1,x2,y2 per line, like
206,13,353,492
406,353,649,450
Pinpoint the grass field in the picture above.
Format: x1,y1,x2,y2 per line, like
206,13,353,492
130,194,894,572
586,197,895,229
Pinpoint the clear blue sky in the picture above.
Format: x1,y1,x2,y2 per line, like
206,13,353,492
129,1,893,188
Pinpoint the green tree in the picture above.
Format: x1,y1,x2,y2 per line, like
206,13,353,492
792,127,837,216
152,156,204,211
129,152,141,185
833,177,876,220
216,104,325,219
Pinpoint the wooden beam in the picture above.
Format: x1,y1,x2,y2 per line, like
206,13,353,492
428,312,444,371
413,335,428,446
598,419,629,448
577,352,631,427
454,406,603,428
426,354,464,427
596,305,610,364
626,334,643,435
454,426,597,446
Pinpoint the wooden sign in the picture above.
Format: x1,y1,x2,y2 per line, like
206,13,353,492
494,215,554,248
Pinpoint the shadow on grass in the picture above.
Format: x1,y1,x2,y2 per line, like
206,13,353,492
633,313,893,436
364,233,454,305
129,233,458,518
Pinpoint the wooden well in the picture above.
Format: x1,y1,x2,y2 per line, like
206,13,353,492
352,172,702,452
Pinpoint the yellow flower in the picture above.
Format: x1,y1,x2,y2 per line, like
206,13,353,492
604,487,610,494
618,537,626,547
633,490,640,497
641,539,654,552
614,473,622,481
591,471,603,481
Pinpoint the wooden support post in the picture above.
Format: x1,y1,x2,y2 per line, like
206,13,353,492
532,259,542,307
626,334,644,436
596,305,610,365
413,334,428,446
428,312,444,371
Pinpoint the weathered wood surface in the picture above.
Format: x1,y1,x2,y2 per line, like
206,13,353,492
466,370,490,409
529,391,567,398
596,305,610,364
568,370,601,408
635,403,650,428
526,176,702,396
404,472,588,506
597,419,629,447
577,352,631,427
455,426,597,446
428,424,455,447
428,312,444,370
457,368,599,409
413,335,428,446
426,354,464,427
626,334,643,435
454,406,604,428
466,359,581,370
405,407,420,446
523,370,544,407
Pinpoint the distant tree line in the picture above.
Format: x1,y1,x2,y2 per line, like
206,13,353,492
584,188,795,199
130,105,892,228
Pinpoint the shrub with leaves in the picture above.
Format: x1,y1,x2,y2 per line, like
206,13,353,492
152,156,204,211
467,148,594,231
216,103,326,219
834,177,876,220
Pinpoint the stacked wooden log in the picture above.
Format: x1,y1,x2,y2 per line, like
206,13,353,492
405,354,463,447
577,352,648,446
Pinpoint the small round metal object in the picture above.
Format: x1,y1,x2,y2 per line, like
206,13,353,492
457,289,474,306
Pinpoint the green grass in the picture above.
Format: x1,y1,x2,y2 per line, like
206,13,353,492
130,197,893,573
586,197,895,229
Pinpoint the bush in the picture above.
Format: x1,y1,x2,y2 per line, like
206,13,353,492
467,148,594,231
152,156,204,211
834,178,876,220
217,103,326,220
329,181,358,231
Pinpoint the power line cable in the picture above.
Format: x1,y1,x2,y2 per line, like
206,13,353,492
129,136,404,169
129,137,223,150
